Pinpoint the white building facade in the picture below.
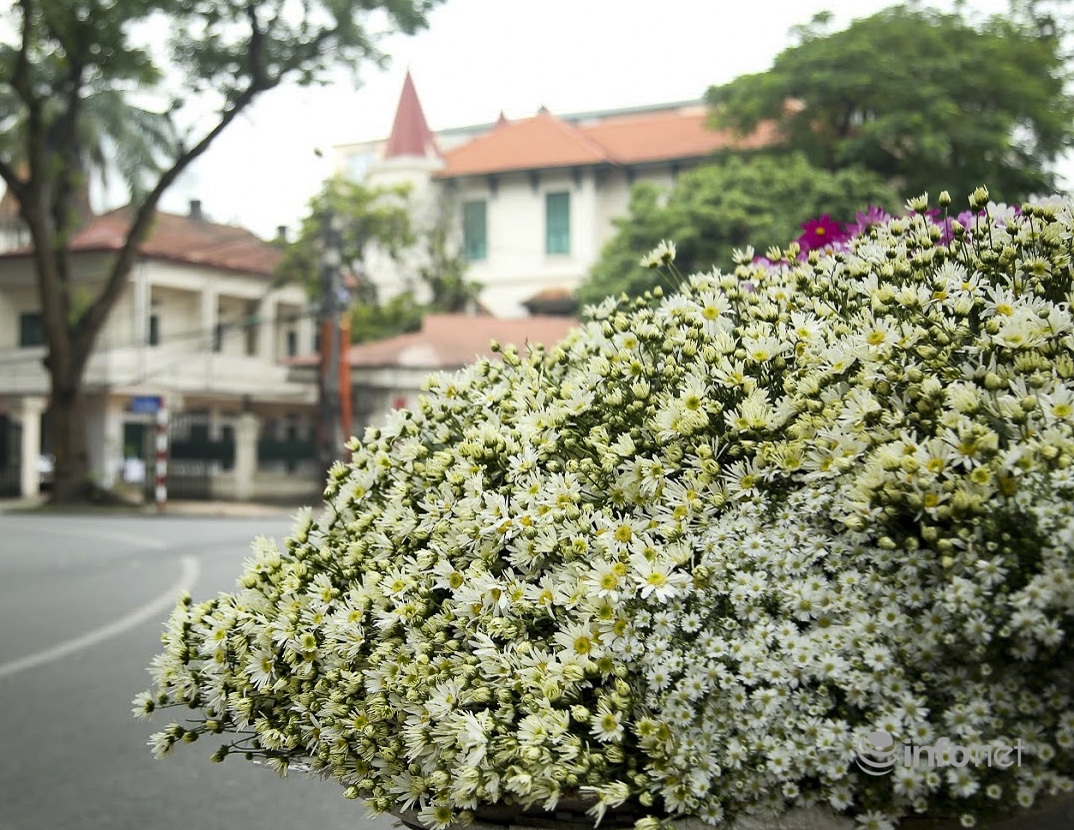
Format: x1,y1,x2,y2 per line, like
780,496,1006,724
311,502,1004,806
0,200,320,500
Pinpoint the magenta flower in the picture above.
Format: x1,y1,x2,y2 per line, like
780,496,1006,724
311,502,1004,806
797,214,846,253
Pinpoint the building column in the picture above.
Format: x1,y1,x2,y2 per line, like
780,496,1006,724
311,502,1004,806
209,407,222,441
233,411,260,502
14,396,46,498
133,265,149,346
201,285,218,349
85,396,125,489
101,398,124,488
577,167,599,269
297,311,316,356
257,297,277,361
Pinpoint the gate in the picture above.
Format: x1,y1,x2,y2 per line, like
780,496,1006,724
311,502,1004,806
145,412,235,501
0,414,21,497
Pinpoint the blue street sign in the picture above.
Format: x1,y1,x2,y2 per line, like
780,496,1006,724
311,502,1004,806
130,395,162,414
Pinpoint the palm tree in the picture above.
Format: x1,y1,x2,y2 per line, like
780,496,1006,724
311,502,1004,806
0,82,177,223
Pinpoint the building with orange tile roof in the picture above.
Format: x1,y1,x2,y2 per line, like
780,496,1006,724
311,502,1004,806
336,77,780,317
0,199,320,500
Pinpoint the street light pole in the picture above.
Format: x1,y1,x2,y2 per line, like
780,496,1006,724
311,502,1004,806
319,209,345,476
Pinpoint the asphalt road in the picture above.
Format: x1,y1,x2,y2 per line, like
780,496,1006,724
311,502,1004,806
0,513,397,830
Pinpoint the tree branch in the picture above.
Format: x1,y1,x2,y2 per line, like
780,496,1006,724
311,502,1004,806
12,0,46,182
70,0,301,362
11,0,73,380
51,59,85,221
0,157,27,200
62,3,354,375
72,84,261,362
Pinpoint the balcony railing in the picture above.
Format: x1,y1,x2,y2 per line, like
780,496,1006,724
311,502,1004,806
0,345,315,400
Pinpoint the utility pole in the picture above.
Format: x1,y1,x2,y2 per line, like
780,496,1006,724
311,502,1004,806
318,209,345,476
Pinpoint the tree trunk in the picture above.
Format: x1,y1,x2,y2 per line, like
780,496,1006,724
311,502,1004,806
48,379,92,503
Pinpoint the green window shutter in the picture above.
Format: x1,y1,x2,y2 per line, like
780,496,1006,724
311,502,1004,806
463,200,487,261
545,191,570,255
18,312,44,347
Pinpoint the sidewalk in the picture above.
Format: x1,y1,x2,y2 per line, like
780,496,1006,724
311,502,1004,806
0,494,314,518
147,499,311,518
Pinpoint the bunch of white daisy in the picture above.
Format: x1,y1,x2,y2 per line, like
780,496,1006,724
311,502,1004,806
138,188,1074,830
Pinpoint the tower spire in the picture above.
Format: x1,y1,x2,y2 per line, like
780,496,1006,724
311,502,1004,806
384,70,438,159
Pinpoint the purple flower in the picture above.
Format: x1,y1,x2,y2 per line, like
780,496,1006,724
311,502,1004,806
847,205,892,237
935,209,987,245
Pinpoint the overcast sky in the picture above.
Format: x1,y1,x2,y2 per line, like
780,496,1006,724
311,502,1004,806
143,0,1012,237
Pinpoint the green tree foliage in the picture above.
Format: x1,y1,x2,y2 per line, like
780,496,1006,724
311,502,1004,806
416,194,482,314
0,84,177,214
349,292,425,345
706,3,1074,202
0,0,442,502
276,176,416,299
279,179,479,346
346,205,480,345
577,154,898,307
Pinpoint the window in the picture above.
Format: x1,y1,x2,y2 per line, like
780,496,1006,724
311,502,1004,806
212,323,223,353
148,314,160,346
463,200,487,261
347,152,373,182
19,312,44,347
545,191,570,255
286,330,298,358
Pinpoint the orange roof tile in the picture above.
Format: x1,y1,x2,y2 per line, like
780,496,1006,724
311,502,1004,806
438,111,613,178
297,313,579,369
0,206,281,275
436,105,781,178
580,108,781,166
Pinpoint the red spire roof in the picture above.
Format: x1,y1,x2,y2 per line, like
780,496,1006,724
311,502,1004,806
384,71,439,159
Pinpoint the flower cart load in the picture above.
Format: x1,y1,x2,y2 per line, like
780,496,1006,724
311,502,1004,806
139,190,1074,830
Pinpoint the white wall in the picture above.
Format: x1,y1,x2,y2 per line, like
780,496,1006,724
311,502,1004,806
457,168,595,317
363,155,445,306
349,158,700,318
